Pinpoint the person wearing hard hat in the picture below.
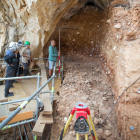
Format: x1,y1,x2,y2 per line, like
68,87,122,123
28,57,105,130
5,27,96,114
6,42,20,85
6,42,19,55
4,44,19,97
21,41,31,76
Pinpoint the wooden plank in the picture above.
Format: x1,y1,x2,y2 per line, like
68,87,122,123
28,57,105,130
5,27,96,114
32,114,45,136
53,92,59,101
40,113,53,124
0,111,33,124
9,83,27,101
0,85,8,102
26,100,36,112
42,97,52,115
20,79,37,96
39,64,53,115
0,98,8,102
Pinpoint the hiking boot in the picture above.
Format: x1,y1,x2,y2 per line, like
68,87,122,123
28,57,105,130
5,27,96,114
5,92,9,97
7,93,14,97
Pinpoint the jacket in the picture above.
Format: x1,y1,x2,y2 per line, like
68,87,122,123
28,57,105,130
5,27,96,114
48,45,58,62
21,47,31,63
4,53,18,70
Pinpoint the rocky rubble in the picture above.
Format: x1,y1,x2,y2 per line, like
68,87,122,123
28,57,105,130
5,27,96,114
51,57,119,140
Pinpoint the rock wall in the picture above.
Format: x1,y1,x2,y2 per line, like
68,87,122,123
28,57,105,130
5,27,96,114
99,0,140,139
43,5,108,58
0,0,84,57
0,0,113,58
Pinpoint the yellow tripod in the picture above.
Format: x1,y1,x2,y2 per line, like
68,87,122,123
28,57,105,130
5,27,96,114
59,102,98,140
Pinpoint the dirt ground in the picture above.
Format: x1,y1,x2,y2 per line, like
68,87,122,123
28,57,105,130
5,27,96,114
50,55,121,140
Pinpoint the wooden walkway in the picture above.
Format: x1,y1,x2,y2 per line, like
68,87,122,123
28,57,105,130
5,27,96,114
0,64,61,136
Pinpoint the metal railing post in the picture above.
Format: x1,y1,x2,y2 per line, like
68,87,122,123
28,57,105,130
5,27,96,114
23,124,29,140
51,65,56,105
36,73,40,121
37,73,40,91
1,119,35,130
28,123,35,140
59,28,61,79
61,56,64,84
18,125,23,140
14,126,17,140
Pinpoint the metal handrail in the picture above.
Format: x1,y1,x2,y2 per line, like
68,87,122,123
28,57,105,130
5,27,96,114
0,76,54,130
0,98,29,105
0,57,64,61
0,65,56,130
0,75,40,81
2,118,35,130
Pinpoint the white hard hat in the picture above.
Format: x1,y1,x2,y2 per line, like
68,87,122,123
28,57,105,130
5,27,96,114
9,42,19,48
9,42,15,48
11,45,19,53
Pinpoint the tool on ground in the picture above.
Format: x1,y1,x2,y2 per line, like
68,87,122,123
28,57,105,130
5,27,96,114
59,102,98,140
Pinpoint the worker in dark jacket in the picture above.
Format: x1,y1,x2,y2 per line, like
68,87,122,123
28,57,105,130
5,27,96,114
4,45,19,97
6,42,20,85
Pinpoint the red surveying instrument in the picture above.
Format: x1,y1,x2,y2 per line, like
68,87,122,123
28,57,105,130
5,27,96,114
59,102,98,140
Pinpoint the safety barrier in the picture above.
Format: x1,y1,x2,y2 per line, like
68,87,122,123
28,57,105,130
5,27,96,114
0,64,56,135
0,56,64,83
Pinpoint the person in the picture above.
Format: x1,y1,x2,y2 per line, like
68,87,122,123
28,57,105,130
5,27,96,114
6,42,14,55
6,42,19,86
13,42,20,81
48,40,60,78
14,51,20,81
4,45,19,97
21,41,31,76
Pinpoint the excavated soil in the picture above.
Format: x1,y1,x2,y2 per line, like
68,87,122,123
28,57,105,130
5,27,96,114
50,55,121,140
46,2,140,139
46,5,121,140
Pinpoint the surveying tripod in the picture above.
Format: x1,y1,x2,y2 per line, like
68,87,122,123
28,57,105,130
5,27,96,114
59,102,98,140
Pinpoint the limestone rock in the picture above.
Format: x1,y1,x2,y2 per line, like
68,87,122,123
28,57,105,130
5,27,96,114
102,97,108,101
107,19,111,23
104,130,112,136
114,23,121,29
64,117,68,123
94,117,99,125
97,128,104,135
69,130,76,136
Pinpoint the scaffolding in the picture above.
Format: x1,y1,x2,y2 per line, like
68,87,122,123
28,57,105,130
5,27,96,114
0,64,57,139
0,57,64,83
